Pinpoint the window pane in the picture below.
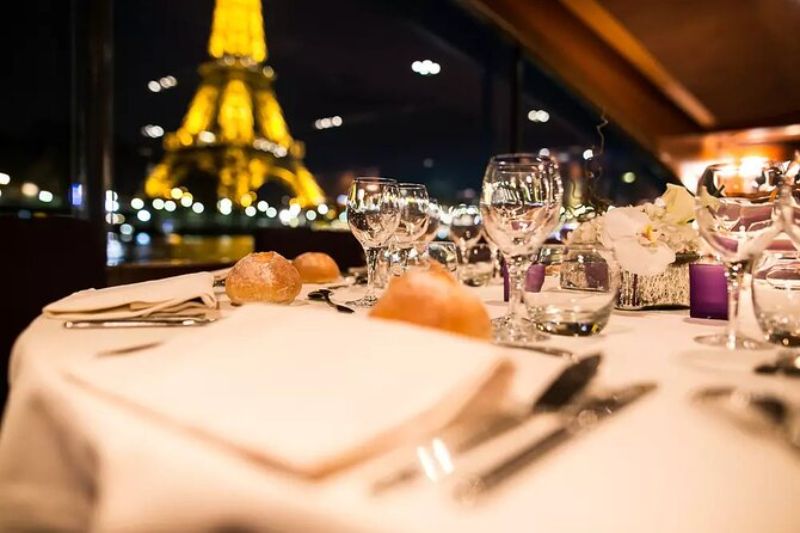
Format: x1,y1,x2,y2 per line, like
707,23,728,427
0,1,74,213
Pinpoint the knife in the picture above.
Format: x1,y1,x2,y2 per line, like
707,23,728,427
370,353,602,495
64,316,217,329
453,382,657,505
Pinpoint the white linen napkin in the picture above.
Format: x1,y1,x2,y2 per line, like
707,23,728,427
65,304,524,478
44,272,217,321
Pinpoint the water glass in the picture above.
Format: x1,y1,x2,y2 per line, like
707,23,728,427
346,177,400,306
457,243,494,287
525,245,620,336
752,250,800,347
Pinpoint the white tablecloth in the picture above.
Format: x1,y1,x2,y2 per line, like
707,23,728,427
2,281,800,532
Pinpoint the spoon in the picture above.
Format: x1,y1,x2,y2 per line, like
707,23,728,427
307,288,355,314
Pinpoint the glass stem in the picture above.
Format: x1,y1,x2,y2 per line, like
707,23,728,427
364,246,381,301
505,254,528,325
723,260,748,349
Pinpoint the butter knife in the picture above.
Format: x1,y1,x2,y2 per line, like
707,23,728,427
370,353,602,495
453,382,656,504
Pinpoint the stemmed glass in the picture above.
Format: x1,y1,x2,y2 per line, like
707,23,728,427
779,151,800,247
392,183,429,271
409,198,441,267
346,177,401,307
480,153,564,344
449,204,482,260
694,161,783,349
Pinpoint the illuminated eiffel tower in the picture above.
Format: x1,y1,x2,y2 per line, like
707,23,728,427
145,0,325,208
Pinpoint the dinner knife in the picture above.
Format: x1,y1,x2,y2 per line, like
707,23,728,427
64,316,216,329
452,382,657,504
370,353,602,495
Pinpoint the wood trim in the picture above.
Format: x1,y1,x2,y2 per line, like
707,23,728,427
559,0,715,128
461,0,701,151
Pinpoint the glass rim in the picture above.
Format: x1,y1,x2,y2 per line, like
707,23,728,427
489,152,555,165
397,182,428,190
352,176,398,184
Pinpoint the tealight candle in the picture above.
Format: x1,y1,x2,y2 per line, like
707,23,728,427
503,262,545,302
689,262,727,320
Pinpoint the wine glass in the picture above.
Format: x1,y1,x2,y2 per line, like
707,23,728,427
752,249,800,375
779,151,800,248
346,177,401,307
408,198,441,268
449,204,482,260
481,153,564,344
694,161,783,349
392,183,429,271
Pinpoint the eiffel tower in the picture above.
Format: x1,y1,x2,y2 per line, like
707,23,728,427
144,0,325,208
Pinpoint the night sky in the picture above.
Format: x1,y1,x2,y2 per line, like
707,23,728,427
1,0,673,210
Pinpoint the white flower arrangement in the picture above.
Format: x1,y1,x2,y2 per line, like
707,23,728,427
567,184,700,276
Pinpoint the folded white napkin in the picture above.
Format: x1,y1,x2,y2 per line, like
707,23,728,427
44,272,217,321
66,304,520,478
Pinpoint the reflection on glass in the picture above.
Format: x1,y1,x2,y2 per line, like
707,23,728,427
753,250,800,347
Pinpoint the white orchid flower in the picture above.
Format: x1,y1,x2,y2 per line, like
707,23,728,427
660,183,695,225
600,207,676,276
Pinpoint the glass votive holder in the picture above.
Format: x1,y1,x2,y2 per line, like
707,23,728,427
524,244,620,336
689,262,727,320
457,243,494,287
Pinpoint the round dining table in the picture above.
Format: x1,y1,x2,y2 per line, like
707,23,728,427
1,279,799,532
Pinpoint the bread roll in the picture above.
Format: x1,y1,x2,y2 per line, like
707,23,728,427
225,252,301,304
369,268,491,339
293,252,341,283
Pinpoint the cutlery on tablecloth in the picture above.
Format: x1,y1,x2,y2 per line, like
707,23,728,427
695,387,800,454
64,316,217,329
370,353,602,495
452,381,656,504
493,341,575,359
754,351,800,378
307,288,355,314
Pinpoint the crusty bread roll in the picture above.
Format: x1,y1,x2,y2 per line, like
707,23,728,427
293,252,341,283
369,268,492,339
225,252,302,305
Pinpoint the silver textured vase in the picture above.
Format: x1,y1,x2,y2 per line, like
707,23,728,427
616,253,698,310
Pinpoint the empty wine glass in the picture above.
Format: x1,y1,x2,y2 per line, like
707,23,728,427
694,161,783,349
391,183,429,271
346,177,401,307
481,153,564,344
449,204,482,259
779,151,800,248
408,198,441,268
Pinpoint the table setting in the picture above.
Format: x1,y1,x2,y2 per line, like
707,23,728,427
1,152,800,532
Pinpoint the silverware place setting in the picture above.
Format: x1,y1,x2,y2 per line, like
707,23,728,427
694,386,800,455
371,353,603,495
64,316,217,329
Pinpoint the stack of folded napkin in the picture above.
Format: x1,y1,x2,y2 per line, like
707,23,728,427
66,304,524,478
44,272,218,321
